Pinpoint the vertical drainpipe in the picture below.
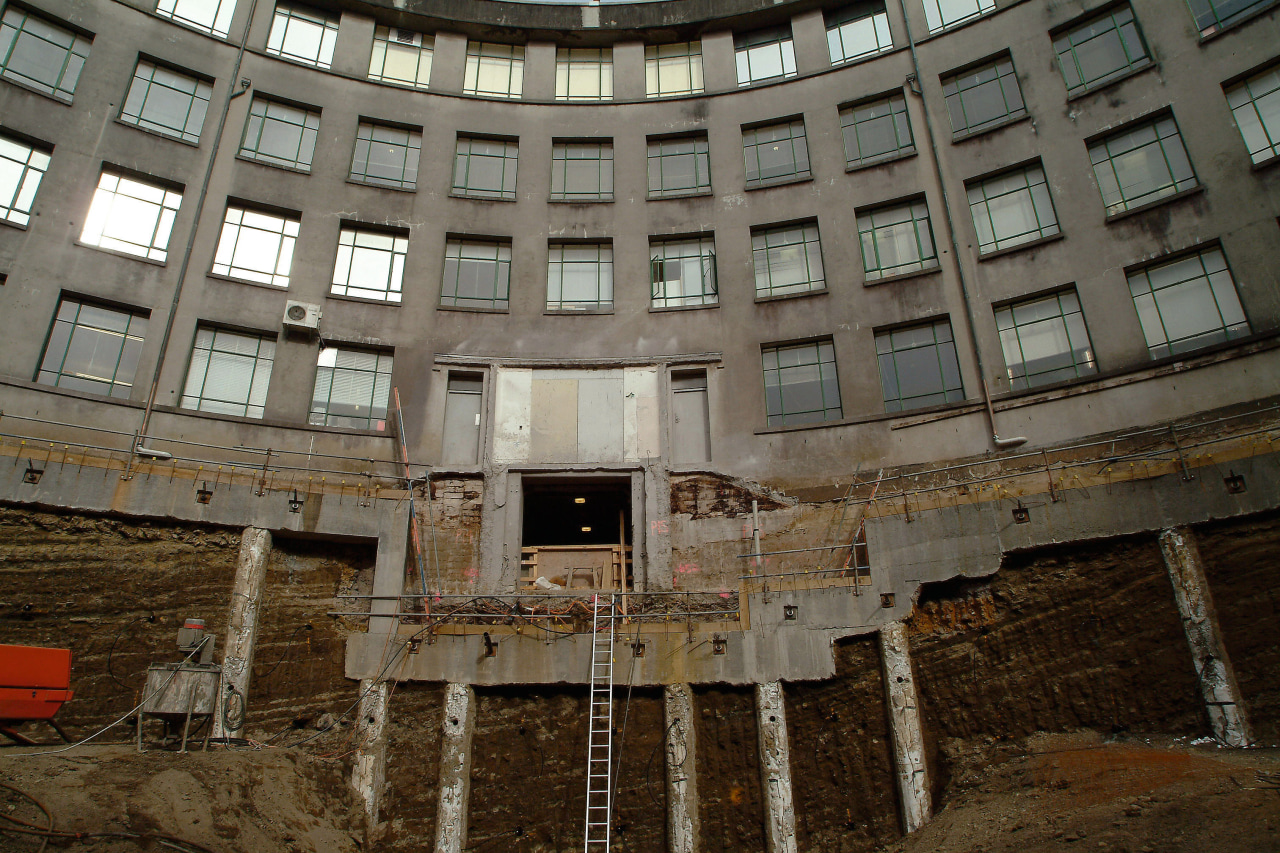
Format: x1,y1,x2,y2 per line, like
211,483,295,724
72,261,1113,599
126,0,260,468
894,0,1027,451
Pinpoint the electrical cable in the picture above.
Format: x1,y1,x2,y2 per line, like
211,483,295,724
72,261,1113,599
253,623,311,682
221,685,246,733
645,719,681,809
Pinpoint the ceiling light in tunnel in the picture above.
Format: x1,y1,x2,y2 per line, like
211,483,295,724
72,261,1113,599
574,497,586,503
581,526,592,532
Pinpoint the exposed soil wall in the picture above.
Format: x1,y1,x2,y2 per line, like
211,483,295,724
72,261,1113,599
0,506,239,735
382,682,446,849
609,687,667,852
1194,509,1280,744
785,635,901,853
907,535,1208,799
694,684,766,853
245,536,375,739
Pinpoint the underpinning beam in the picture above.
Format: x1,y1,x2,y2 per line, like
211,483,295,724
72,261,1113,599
351,678,390,835
664,683,698,853
434,682,477,853
755,681,798,853
879,621,932,833
213,526,271,740
1159,527,1254,747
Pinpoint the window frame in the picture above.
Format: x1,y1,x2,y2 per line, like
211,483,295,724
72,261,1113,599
551,140,614,202
856,197,939,281
156,0,237,39
995,289,1098,390
0,131,50,227
965,161,1060,255
875,318,966,413
309,346,393,431
440,237,512,311
734,26,797,88
1052,4,1152,97
180,325,276,419
825,3,893,66
265,2,337,69
645,42,703,98
80,170,183,263
349,120,421,190
647,134,711,199
555,47,612,102
752,221,826,300
452,135,519,201
1126,245,1251,359
923,0,996,33
942,54,1027,139
840,91,916,169
35,296,149,399
330,226,407,303
761,339,843,428
1225,61,1280,165
546,242,613,312
650,236,718,310
238,95,321,172
368,26,433,89
464,41,524,100
119,58,212,144
1087,113,1198,216
742,118,811,189
0,5,91,102
210,203,300,288
1186,0,1278,37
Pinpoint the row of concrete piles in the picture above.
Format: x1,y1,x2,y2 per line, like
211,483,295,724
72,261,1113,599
212,524,1252,849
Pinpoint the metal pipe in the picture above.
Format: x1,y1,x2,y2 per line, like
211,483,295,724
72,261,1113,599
737,544,853,558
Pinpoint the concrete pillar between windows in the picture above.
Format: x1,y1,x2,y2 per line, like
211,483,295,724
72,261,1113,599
880,621,932,834
1158,527,1254,747
755,681,798,853
351,678,391,832
434,682,477,853
664,683,698,853
213,526,271,740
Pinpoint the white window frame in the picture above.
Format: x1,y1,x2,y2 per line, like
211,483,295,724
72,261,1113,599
752,222,826,298
0,132,50,227
1226,63,1280,165
211,204,299,287
1127,247,1250,359
180,326,276,419
857,198,938,280
556,47,612,101
81,171,182,262
650,237,718,309
156,0,237,38
120,59,212,144
265,2,337,69
966,163,1060,255
330,227,407,303
547,243,613,312
826,4,893,65
464,41,524,99
0,6,91,102
368,26,432,89
734,27,796,87
36,297,149,399
309,347,393,431
645,43,703,98
923,0,996,33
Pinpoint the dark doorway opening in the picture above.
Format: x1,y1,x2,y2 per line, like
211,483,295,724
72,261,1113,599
522,477,632,547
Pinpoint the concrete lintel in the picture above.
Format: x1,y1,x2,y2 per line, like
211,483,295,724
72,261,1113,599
755,681,798,853
1158,527,1254,747
213,526,271,740
664,683,698,853
434,682,477,853
351,678,391,834
880,621,932,834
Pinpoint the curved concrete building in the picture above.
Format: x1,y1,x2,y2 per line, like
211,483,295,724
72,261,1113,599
0,0,1278,849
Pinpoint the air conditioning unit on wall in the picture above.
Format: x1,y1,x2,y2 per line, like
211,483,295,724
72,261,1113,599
283,300,321,333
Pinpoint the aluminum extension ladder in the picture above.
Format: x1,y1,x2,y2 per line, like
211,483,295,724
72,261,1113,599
583,594,616,852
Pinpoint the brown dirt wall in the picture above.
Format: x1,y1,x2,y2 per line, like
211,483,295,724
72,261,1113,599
784,635,901,853
693,684,767,853
1194,509,1280,744
907,534,1208,801
381,682,446,849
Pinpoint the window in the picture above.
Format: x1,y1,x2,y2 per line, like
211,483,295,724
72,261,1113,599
923,0,995,32
368,26,432,89
156,0,236,38
239,97,320,171
181,327,275,418
735,26,796,87
645,43,703,98
309,347,392,431
857,199,937,281
1054,5,1151,96
0,6,90,102
547,243,612,311
995,290,1097,390
742,119,810,188
966,163,1059,254
551,141,613,201
331,227,407,303
1088,115,1197,216
81,171,182,262
0,133,49,227
651,237,717,309
1127,247,1250,359
752,222,825,298
452,137,518,200
647,135,710,198
556,48,612,101
826,3,892,65
943,55,1026,137
1187,0,1278,36
762,340,842,427
1226,63,1280,164
875,320,964,412
441,239,511,310
464,42,523,99
211,205,298,287
265,3,337,69
840,92,915,168
36,298,148,398
120,59,212,144
350,122,421,190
